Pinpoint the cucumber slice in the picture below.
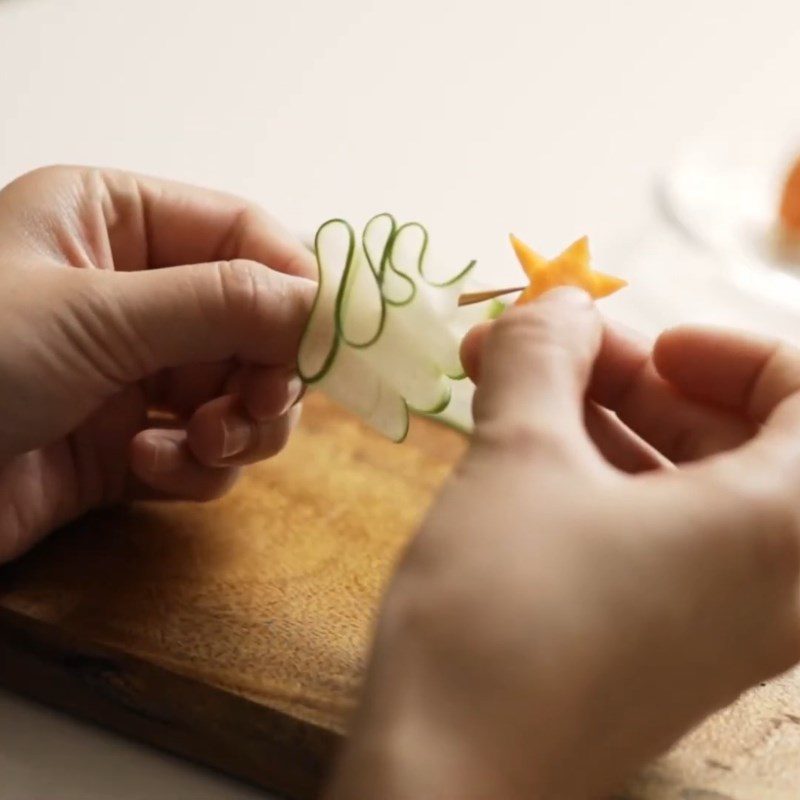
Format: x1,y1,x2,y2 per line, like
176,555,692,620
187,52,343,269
428,295,509,432
353,311,452,413
297,219,353,382
393,222,476,298
431,377,474,433
299,214,482,441
337,213,399,349
362,212,396,281
316,345,409,442
387,222,476,379
381,220,416,305
338,243,384,348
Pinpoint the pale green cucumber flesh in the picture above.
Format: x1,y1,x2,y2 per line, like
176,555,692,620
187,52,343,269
298,214,493,442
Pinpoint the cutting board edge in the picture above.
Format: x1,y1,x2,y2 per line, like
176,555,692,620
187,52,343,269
0,606,341,800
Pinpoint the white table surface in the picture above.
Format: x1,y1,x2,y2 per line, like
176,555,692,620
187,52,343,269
1,0,799,797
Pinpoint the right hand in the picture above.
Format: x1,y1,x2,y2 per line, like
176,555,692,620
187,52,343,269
326,289,800,800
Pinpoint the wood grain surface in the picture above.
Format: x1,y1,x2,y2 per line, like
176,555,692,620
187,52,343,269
0,394,798,799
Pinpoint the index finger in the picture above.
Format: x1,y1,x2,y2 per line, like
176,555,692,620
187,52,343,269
0,165,316,279
105,168,316,278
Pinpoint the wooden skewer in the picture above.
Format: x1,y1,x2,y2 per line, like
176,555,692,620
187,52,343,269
457,285,526,307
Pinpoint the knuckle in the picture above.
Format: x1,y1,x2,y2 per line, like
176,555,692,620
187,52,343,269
206,259,312,357
284,247,317,280
53,270,142,386
472,416,571,464
212,258,275,322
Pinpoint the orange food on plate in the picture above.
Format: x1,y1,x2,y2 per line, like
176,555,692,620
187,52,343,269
510,234,627,303
779,155,800,236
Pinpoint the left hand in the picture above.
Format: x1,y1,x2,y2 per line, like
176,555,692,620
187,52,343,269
0,165,316,563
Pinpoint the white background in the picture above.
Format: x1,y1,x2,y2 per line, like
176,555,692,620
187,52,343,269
1,0,799,797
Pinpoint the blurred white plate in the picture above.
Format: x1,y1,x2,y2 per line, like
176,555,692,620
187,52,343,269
604,223,800,345
660,126,800,313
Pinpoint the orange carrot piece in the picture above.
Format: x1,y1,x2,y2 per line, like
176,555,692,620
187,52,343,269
509,234,627,303
780,156,800,236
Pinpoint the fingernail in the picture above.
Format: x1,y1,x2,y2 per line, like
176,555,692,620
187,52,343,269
221,416,252,458
537,287,592,306
145,435,179,473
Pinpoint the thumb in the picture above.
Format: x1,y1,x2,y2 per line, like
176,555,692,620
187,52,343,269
90,259,315,380
467,288,602,452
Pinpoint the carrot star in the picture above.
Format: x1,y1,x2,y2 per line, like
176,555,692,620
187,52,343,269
510,234,627,304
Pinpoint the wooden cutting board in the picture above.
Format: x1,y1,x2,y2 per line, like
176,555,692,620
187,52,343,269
0,394,798,800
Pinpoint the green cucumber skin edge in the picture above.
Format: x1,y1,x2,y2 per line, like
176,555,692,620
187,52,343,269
387,221,477,303
340,213,394,349
407,385,452,417
299,215,487,377
364,212,397,283
300,214,471,382
298,218,355,384
299,214,487,440
394,404,411,443
383,220,417,306
386,220,476,383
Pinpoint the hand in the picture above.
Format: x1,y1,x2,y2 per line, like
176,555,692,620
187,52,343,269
0,166,315,563
326,289,800,799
